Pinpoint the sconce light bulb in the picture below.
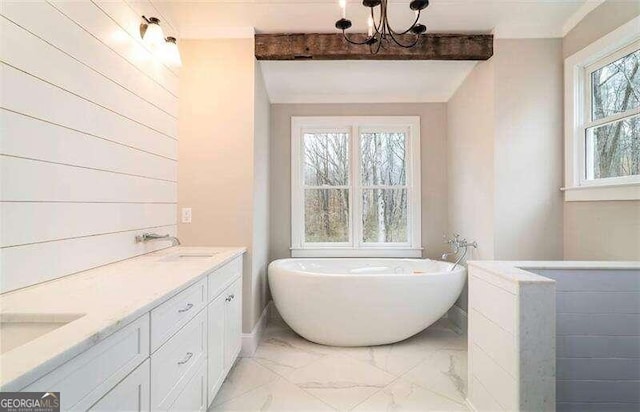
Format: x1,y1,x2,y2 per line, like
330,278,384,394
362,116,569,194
142,17,165,51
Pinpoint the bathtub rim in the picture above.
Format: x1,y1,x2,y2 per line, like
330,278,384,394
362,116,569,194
268,257,465,278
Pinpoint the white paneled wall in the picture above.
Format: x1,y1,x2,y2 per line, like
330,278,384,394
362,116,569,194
0,0,179,293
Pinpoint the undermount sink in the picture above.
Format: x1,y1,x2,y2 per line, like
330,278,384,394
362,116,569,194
159,252,219,262
0,313,85,355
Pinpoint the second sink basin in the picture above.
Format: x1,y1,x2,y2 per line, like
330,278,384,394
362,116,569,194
0,313,85,355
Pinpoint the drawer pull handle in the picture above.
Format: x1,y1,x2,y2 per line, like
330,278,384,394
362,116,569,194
178,303,194,313
178,352,193,365
225,294,235,302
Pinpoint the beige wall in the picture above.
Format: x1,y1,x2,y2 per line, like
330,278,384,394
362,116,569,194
447,60,496,263
269,103,449,261
178,39,270,333
562,0,640,261
493,39,564,260
447,39,564,310
565,201,640,260
251,63,271,327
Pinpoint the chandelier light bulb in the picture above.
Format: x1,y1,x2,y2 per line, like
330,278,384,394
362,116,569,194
367,15,374,36
339,0,347,18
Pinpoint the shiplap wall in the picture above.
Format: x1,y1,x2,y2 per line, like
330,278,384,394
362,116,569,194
0,0,180,293
531,268,640,411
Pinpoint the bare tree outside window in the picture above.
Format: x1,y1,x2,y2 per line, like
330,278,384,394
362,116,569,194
303,132,350,242
361,132,408,243
588,48,639,179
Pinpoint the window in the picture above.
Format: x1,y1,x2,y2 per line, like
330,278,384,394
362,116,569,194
585,44,639,182
564,17,640,201
291,117,421,257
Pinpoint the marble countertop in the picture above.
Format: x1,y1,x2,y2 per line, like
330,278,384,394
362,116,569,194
0,246,246,391
468,260,640,284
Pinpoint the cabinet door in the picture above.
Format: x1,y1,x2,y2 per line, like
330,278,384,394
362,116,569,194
207,293,225,405
89,359,150,411
169,363,207,412
224,279,242,369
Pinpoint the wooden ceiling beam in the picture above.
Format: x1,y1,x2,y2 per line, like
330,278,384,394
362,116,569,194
255,33,493,61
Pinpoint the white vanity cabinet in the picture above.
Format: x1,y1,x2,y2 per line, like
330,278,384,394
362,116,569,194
88,360,150,412
23,314,150,411
223,279,242,369
14,254,243,412
206,259,243,407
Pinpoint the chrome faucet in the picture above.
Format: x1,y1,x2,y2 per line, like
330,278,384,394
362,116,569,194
135,232,181,246
442,233,477,271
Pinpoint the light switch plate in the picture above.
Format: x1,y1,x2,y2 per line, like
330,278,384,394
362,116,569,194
181,208,192,223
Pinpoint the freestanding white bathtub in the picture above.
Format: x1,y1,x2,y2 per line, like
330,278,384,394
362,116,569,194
268,258,466,346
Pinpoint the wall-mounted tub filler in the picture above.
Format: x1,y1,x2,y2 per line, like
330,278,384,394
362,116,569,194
442,233,477,270
135,232,181,246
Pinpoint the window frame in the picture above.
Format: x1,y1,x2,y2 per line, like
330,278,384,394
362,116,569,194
564,16,640,201
291,116,422,257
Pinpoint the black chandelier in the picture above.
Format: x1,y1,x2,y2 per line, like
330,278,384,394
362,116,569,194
335,0,429,54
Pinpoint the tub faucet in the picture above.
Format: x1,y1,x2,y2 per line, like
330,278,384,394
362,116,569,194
442,234,477,271
135,232,181,246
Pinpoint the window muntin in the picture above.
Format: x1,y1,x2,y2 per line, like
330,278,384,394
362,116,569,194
583,41,640,184
292,117,420,255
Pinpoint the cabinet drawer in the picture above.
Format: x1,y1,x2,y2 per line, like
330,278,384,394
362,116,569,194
168,363,207,412
208,257,242,302
24,314,149,411
89,359,150,411
151,278,206,352
151,310,206,411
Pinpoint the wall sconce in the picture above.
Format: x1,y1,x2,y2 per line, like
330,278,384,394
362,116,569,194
163,37,182,67
140,16,165,51
140,16,182,67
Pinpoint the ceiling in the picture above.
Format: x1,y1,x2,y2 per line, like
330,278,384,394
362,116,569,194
150,0,602,103
260,60,477,103
152,0,595,39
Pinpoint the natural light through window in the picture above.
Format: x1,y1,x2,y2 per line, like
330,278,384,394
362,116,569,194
586,46,639,181
564,20,640,201
291,117,421,257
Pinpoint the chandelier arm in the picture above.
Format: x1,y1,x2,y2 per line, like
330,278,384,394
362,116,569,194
371,7,382,36
386,28,420,48
342,31,374,45
369,34,383,54
388,9,421,36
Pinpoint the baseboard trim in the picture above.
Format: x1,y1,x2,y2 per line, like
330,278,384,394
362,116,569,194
240,304,269,357
448,305,468,333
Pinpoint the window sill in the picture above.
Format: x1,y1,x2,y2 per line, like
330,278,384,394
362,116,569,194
562,182,640,201
290,247,423,258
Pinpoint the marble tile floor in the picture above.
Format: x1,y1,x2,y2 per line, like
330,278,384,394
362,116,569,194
210,318,469,412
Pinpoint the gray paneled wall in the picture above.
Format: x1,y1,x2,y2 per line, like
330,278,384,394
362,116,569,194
0,0,179,293
530,268,640,411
